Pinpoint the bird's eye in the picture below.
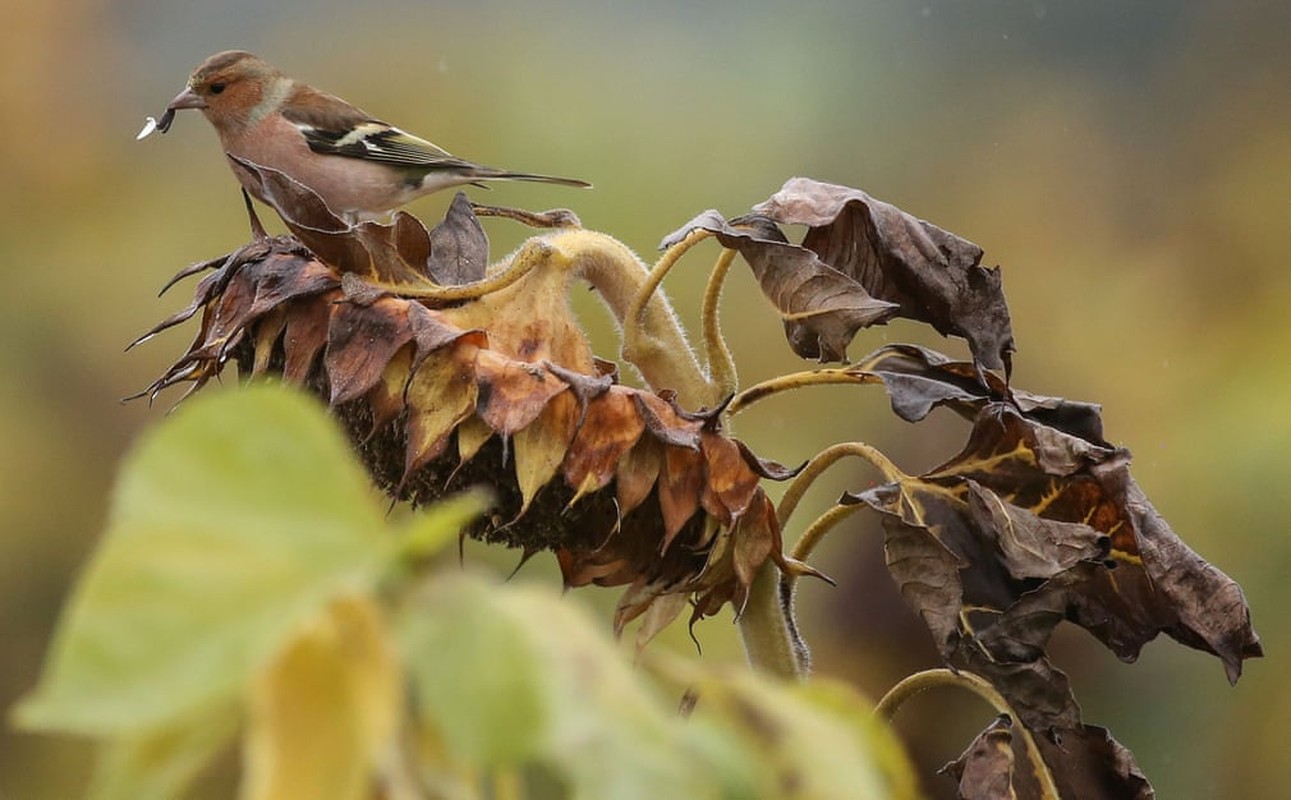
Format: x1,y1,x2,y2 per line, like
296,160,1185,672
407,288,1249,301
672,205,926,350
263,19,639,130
209,82,226,95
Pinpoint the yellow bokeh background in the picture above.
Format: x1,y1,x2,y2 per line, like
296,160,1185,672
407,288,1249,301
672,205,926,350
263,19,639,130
2,2,1287,797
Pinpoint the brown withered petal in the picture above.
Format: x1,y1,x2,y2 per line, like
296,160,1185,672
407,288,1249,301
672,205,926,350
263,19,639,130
659,446,705,551
939,715,1016,800
473,350,570,437
250,307,288,377
402,341,480,477
281,298,332,383
513,391,579,511
752,177,1016,374
325,298,420,405
731,491,777,590
733,439,805,481
365,345,412,434
615,436,664,517
698,432,760,526
562,386,647,501
662,210,900,362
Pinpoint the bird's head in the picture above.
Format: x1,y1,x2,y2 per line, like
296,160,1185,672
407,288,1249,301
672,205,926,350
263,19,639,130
163,50,285,134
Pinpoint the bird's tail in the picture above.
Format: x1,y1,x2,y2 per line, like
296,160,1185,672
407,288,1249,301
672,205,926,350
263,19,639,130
482,170,592,189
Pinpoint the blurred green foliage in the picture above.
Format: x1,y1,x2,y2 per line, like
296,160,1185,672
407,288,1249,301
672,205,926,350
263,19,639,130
2,1,1287,797
14,384,917,800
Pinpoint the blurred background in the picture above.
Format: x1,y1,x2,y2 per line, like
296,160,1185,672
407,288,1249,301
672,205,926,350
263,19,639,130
2,0,1287,796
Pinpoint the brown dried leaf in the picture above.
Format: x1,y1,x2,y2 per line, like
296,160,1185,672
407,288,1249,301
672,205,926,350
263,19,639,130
853,403,1260,675
849,344,1106,444
966,482,1109,581
734,440,805,481
633,392,702,450
874,510,965,655
850,399,1257,795
1032,725,1153,800
939,715,1016,800
426,192,489,286
662,210,899,362
228,157,440,292
754,178,1015,373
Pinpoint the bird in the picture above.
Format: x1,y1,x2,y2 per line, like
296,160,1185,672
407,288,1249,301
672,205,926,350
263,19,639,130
157,50,590,222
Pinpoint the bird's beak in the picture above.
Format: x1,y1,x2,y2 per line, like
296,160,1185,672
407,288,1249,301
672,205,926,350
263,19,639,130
155,86,205,133
167,86,207,112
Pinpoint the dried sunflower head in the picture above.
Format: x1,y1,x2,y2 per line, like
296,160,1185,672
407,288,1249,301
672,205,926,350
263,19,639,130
135,163,807,644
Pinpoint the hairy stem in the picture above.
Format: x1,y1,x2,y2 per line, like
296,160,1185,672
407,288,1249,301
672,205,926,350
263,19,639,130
773,442,909,676
362,236,551,302
700,247,740,401
876,669,1061,799
618,229,723,408
777,442,907,534
727,368,875,417
735,560,804,681
544,229,719,409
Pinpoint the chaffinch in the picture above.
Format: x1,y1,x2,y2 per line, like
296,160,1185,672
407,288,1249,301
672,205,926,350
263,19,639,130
152,50,590,222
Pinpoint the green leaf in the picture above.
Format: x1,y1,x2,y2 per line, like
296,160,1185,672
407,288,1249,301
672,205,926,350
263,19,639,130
395,487,491,560
400,574,705,799
401,573,919,800
676,669,920,800
86,703,240,800
14,384,389,736
400,577,548,766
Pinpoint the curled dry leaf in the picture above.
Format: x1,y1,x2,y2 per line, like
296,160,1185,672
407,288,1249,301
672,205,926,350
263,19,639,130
137,166,803,645
939,714,1016,800
753,177,1016,375
846,395,1260,796
662,210,899,362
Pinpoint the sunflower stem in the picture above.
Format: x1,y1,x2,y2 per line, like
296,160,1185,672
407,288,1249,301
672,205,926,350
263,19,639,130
736,560,804,680
551,228,719,408
727,368,873,416
700,247,740,401
876,668,1061,800
770,442,910,676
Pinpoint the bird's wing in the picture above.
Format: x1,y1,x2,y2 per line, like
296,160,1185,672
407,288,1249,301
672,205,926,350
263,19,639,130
281,90,476,170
